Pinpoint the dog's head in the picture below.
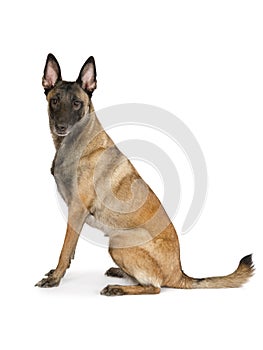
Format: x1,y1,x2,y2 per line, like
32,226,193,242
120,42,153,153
42,54,97,137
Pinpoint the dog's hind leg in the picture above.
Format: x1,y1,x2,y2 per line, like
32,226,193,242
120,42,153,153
101,245,163,296
35,204,87,288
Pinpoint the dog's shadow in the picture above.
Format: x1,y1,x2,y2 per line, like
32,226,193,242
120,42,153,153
37,269,132,298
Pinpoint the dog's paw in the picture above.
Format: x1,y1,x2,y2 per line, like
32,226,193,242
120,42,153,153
35,277,60,288
105,267,126,278
35,271,60,288
100,285,125,296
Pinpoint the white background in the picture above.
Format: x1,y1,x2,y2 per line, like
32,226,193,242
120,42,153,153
1,1,262,349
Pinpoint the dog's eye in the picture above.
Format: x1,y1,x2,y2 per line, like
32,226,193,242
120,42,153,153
51,98,58,106
73,100,81,109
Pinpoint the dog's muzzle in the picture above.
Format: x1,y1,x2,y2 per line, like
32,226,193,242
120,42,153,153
54,123,69,136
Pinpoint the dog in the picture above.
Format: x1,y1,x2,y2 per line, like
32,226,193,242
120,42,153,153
35,54,254,295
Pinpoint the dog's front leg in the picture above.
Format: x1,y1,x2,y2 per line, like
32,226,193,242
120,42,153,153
35,205,87,288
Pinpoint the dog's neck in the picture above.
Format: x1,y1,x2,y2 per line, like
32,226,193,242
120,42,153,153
52,134,65,151
51,102,95,151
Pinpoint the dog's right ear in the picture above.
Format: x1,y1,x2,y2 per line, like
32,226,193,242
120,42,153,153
42,53,62,95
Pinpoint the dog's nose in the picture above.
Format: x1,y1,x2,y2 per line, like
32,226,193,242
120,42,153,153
55,123,67,133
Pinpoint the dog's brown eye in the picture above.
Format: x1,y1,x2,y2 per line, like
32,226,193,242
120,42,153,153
51,98,58,106
73,100,81,109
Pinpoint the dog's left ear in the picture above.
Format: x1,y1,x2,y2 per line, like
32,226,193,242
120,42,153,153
76,56,97,95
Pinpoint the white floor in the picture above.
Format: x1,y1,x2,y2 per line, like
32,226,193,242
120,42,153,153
1,217,260,350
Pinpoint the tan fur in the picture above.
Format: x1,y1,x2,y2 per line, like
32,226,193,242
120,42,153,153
35,55,254,294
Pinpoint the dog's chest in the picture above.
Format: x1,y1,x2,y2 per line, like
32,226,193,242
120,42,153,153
52,115,99,204
53,146,79,204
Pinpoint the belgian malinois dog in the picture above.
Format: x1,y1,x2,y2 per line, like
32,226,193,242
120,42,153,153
35,54,254,295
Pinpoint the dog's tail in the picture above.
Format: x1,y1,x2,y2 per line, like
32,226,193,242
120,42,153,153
177,254,254,289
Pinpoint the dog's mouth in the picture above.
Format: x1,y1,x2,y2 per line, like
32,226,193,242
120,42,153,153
56,131,70,137
53,123,73,137
54,128,71,137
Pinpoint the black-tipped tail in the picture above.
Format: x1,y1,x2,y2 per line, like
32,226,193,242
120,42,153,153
239,254,254,268
178,254,255,289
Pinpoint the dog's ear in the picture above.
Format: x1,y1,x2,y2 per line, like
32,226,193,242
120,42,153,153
42,53,62,94
76,56,97,96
